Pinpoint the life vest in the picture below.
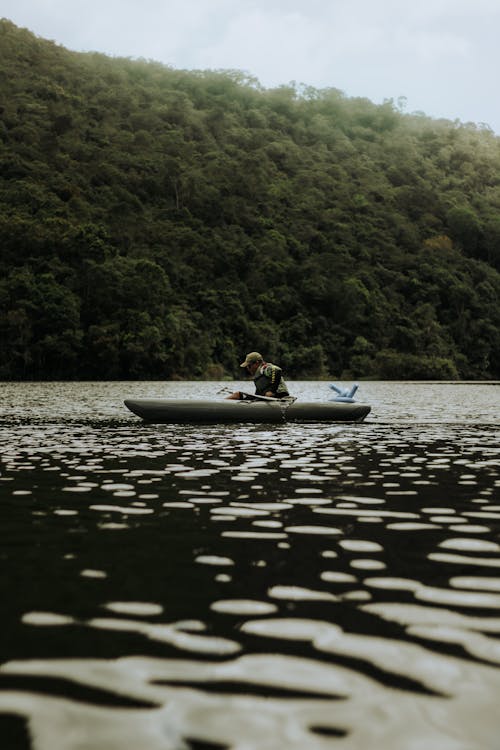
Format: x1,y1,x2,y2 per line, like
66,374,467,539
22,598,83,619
254,362,289,397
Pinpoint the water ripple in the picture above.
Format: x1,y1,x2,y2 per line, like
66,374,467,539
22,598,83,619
0,381,499,748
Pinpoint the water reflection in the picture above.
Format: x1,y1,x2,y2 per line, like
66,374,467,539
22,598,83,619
0,381,499,748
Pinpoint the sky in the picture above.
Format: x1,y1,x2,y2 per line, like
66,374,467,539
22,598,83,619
3,0,500,134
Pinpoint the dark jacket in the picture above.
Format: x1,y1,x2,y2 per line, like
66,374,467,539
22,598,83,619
254,362,289,398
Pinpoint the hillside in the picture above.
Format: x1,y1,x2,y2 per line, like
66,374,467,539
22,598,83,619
1,19,499,380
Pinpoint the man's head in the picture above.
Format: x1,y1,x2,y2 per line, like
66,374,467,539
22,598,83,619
240,351,263,374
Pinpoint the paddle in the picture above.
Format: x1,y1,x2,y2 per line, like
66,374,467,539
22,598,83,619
239,391,280,402
218,387,295,404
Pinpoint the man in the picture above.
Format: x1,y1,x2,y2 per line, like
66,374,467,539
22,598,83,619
226,352,290,400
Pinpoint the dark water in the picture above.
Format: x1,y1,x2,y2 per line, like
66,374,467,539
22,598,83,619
0,381,499,749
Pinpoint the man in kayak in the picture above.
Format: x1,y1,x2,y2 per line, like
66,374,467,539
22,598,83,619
226,352,290,400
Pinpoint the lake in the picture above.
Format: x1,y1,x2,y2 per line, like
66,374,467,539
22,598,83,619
0,380,499,749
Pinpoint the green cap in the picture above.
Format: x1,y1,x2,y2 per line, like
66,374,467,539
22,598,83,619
240,352,263,367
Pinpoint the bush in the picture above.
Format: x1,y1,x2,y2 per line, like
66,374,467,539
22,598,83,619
373,350,459,380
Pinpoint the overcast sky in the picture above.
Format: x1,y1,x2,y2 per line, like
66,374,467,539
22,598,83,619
3,0,500,133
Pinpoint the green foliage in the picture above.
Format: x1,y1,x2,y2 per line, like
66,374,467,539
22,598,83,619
1,19,499,380
372,351,460,380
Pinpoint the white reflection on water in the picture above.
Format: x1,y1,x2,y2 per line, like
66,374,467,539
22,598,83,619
0,381,499,747
2,645,500,749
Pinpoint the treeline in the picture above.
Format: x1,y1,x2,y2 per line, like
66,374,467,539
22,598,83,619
1,18,499,380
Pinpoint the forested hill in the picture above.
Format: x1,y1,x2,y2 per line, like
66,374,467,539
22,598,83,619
1,19,499,381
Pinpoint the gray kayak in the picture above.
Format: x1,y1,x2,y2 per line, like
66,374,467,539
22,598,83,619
124,398,371,424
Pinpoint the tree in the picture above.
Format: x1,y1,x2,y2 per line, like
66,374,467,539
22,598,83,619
1,19,499,380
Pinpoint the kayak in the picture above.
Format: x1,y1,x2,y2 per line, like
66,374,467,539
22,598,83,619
124,398,371,424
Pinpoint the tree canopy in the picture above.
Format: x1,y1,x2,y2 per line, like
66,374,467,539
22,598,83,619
1,19,499,380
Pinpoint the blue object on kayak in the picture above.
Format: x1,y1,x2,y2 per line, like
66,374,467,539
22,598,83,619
329,383,359,403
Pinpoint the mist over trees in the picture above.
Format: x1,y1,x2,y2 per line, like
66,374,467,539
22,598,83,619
1,19,499,380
